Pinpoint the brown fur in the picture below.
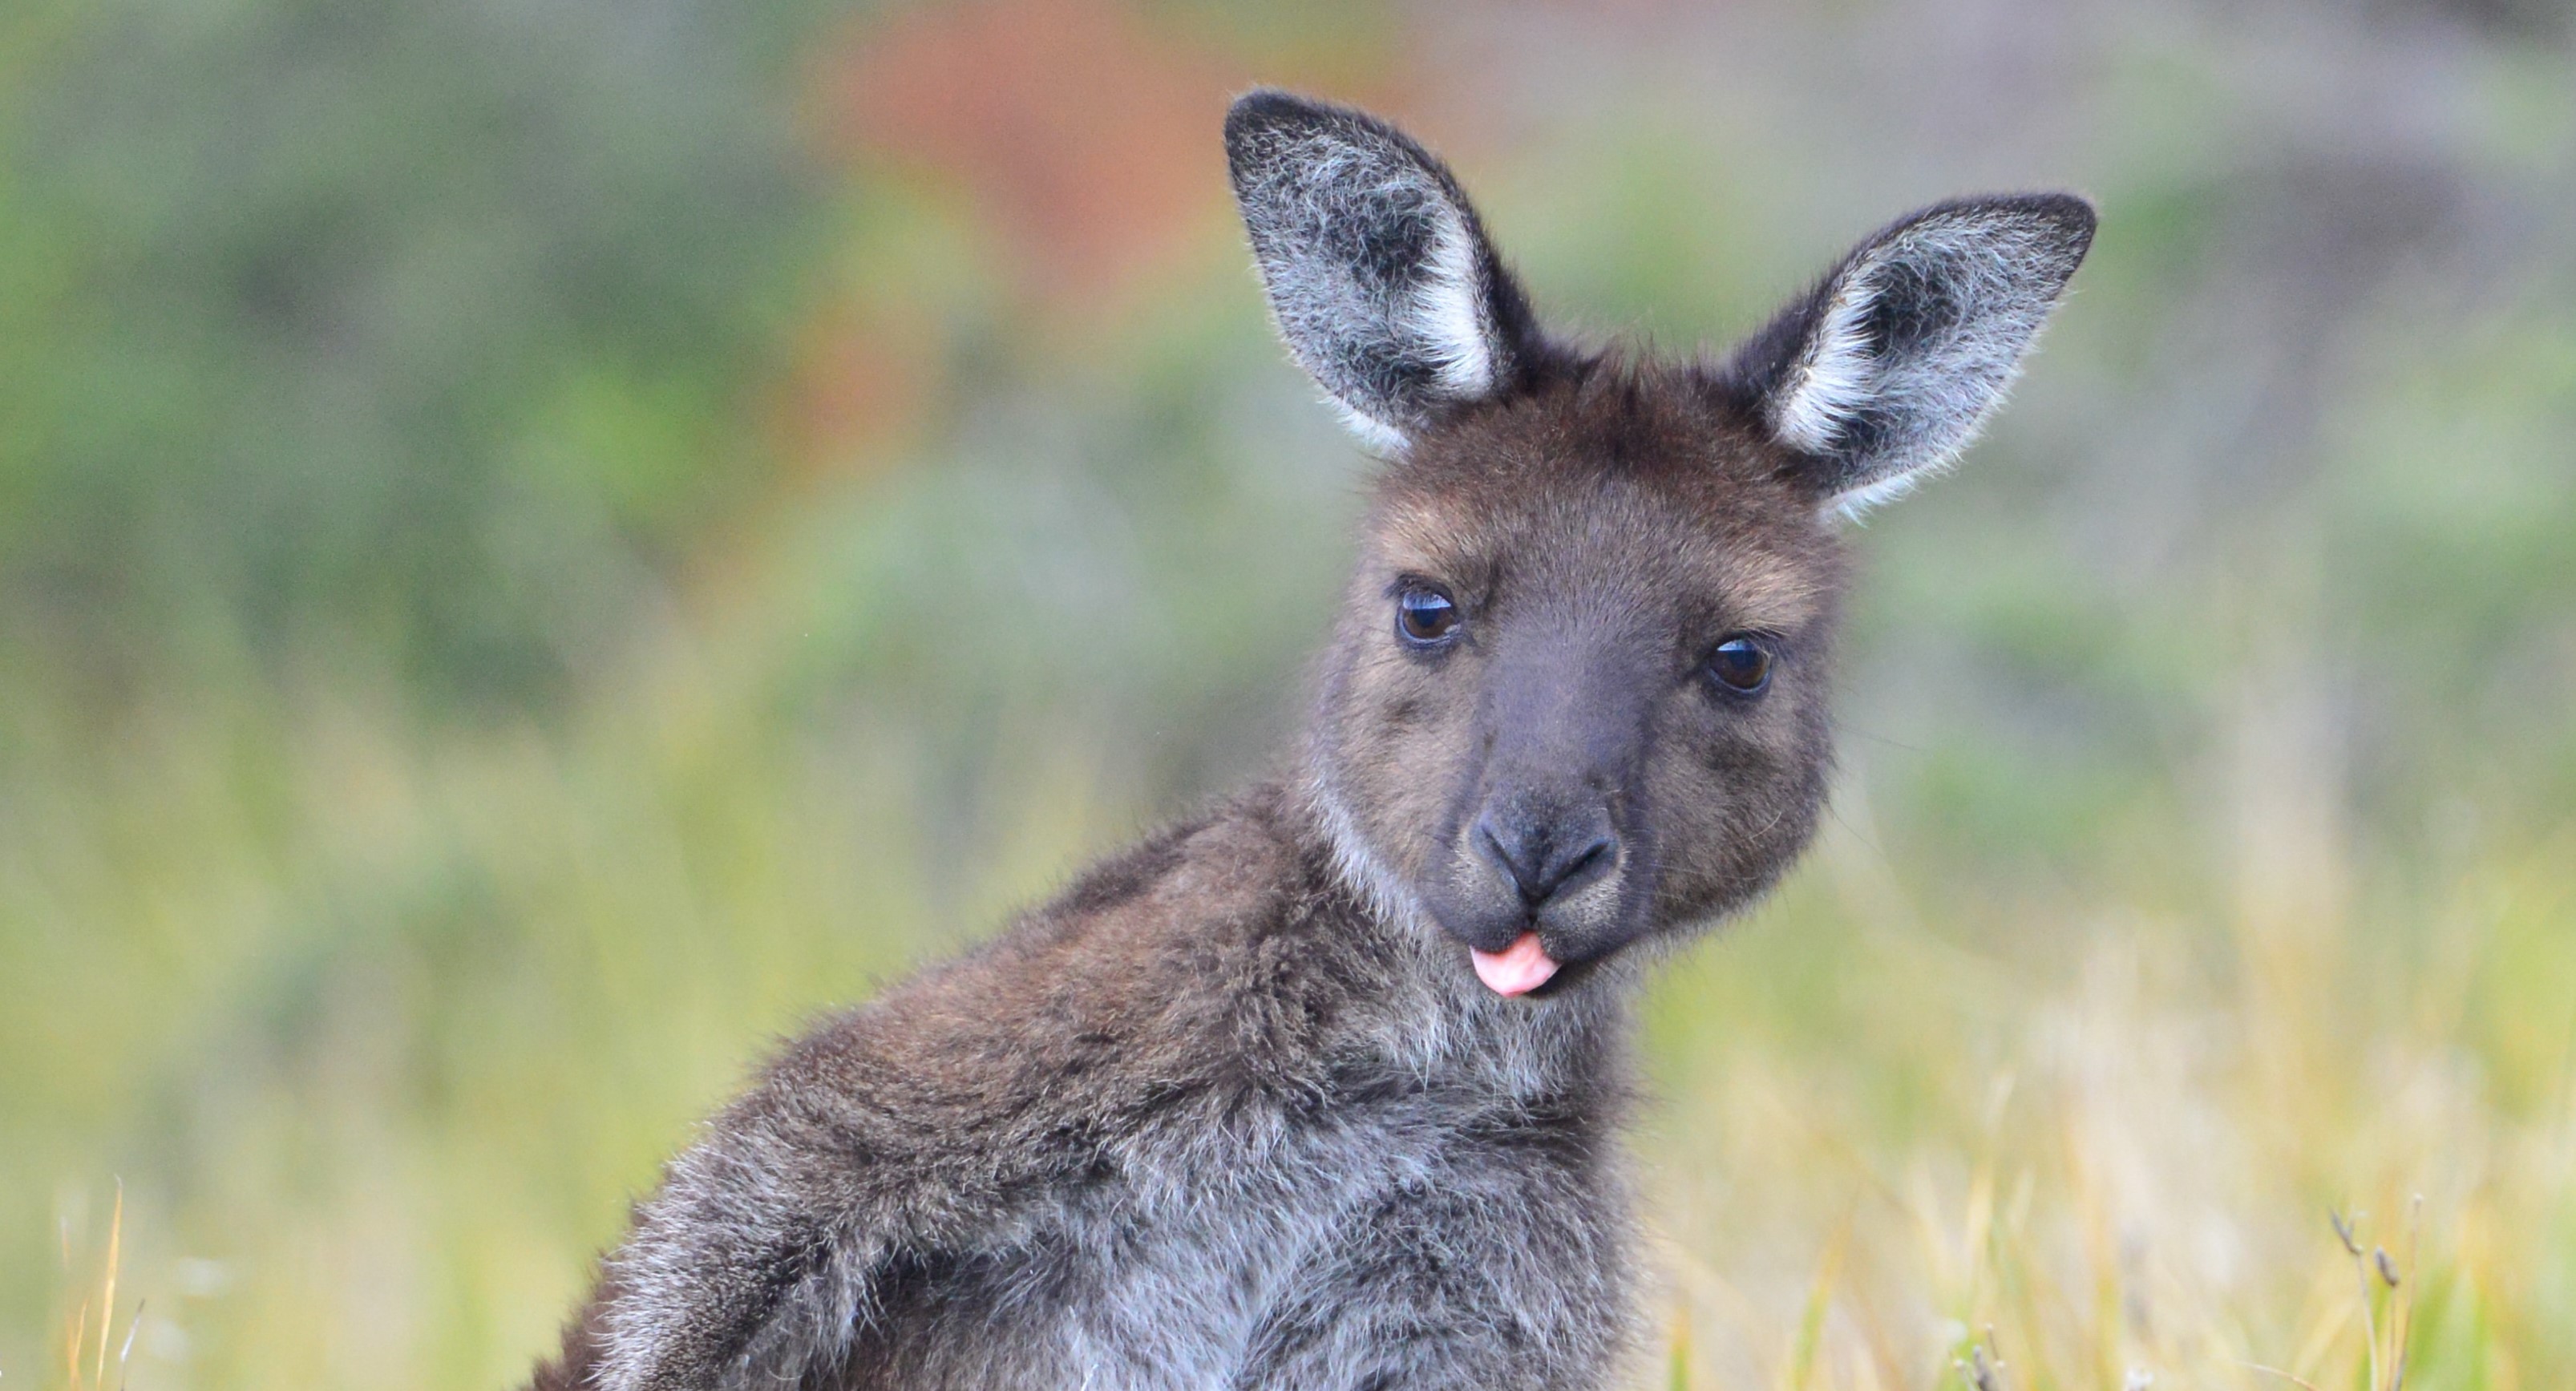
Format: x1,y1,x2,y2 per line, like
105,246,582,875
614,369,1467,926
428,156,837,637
526,91,2090,1391
1311,357,1844,978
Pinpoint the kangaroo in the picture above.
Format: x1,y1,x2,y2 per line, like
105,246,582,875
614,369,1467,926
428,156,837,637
528,90,2093,1391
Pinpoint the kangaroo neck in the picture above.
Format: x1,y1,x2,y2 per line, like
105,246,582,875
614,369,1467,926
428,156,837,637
1272,774,1645,1109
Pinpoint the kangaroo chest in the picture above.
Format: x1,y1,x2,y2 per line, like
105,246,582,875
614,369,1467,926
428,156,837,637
839,1083,1632,1390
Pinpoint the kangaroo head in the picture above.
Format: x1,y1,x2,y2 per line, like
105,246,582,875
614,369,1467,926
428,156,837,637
1226,91,2094,997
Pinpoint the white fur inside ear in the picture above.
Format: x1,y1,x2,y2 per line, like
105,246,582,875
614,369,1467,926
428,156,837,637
1410,204,1497,399
1821,463,1935,523
1767,208,2081,505
1772,275,1879,455
1332,399,1413,455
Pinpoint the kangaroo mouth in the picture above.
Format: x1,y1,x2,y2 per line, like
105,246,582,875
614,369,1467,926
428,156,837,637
1468,931,1561,996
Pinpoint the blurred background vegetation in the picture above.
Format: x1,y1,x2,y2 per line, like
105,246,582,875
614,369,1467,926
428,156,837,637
4,0,2574,1387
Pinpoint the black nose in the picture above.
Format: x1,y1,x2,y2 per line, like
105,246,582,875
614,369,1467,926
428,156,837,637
1474,806,1618,907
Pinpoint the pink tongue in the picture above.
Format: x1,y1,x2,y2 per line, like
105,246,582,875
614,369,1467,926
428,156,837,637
1470,932,1561,997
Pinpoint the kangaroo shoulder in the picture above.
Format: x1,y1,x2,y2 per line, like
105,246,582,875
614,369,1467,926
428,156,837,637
723,787,1349,1186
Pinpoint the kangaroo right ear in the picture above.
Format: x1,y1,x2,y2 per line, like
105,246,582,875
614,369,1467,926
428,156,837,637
1226,91,1543,454
1728,195,2096,517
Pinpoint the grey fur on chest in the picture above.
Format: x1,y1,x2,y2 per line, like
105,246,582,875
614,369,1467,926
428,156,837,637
839,1064,1642,1391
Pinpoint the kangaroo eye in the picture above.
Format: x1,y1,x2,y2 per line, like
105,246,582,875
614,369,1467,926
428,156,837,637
1396,587,1461,646
1709,636,1773,694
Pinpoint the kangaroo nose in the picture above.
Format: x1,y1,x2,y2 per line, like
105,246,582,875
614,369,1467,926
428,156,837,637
1474,805,1618,907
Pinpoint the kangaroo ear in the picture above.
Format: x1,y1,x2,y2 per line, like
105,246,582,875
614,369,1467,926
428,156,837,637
1226,90,1543,453
1729,195,2096,516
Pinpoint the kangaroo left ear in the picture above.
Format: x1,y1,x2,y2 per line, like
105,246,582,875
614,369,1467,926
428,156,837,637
1728,195,2096,516
1226,90,1545,454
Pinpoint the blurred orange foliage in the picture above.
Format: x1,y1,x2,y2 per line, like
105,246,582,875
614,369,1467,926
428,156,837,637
825,0,1241,302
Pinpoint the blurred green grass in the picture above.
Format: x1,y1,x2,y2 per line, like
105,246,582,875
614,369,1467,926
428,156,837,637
6,1,2576,1387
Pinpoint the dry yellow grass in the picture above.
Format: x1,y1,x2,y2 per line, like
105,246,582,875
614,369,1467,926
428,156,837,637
1636,811,2576,1391
24,733,2571,1389
48,1183,140,1391
10,536,2574,1389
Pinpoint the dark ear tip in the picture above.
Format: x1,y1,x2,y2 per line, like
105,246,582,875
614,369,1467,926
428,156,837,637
1226,87,1315,127
1986,194,2099,270
1908,192,2097,277
1941,192,2095,238
2020,191,2099,247
1224,88,1343,153
1222,88,1422,168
